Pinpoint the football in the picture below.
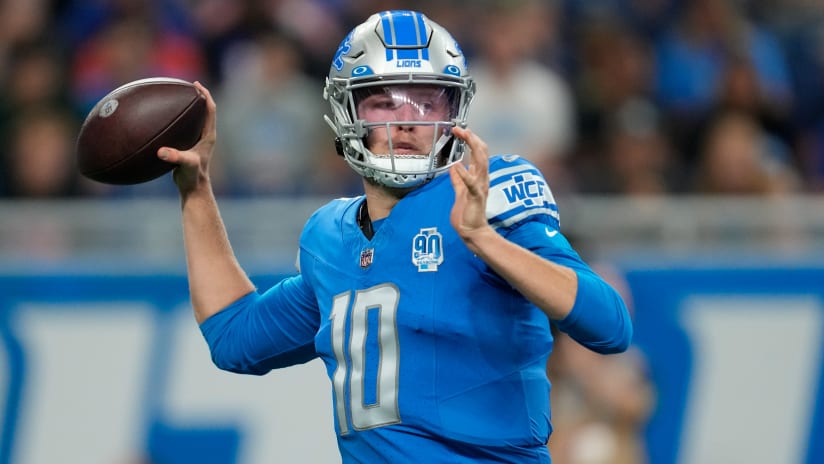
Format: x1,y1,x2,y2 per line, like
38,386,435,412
76,77,207,185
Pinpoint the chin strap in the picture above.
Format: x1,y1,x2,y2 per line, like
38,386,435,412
433,133,452,158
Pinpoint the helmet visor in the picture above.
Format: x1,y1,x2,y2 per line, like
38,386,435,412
354,85,459,123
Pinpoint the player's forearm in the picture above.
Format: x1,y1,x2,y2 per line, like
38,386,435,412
180,185,256,324
467,227,632,352
462,226,578,320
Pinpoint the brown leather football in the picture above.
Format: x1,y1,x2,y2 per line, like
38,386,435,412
76,77,206,185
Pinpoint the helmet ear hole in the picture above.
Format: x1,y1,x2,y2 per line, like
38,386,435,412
334,137,345,157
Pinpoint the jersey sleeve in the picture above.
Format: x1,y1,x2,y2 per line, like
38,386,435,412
485,155,632,354
486,154,560,232
504,221,632,354
199,273,320,375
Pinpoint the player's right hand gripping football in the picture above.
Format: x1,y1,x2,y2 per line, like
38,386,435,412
157,81,217,194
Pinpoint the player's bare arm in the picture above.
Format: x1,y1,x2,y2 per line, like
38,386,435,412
158,82,255,323
449,126,578,321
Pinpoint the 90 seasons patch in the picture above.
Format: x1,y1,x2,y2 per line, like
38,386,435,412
412,227,443,272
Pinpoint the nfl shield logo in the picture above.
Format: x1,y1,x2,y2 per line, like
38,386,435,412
360,248,374,268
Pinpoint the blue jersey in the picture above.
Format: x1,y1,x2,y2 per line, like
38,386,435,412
200,155,632,463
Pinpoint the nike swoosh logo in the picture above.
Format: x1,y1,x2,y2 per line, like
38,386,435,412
545,227,558,238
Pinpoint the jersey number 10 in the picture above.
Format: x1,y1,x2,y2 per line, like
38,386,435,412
329,284,402,435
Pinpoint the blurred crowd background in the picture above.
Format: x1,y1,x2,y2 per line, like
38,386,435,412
1,0,823,199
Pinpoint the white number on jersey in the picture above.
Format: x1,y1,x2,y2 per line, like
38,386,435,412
330,284,401,434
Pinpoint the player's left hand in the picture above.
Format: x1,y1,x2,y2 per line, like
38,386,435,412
449,127,494,250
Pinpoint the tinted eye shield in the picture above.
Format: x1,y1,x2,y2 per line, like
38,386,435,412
355,84,455,119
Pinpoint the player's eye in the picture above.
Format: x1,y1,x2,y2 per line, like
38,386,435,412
378,99,398,110
364,97,396,110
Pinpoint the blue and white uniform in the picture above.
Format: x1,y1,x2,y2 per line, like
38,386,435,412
200,155,632,463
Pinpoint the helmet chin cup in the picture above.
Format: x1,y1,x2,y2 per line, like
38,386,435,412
344,125,459,189
324,10,475,189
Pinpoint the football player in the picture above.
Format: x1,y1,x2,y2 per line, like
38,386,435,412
159,10,632,463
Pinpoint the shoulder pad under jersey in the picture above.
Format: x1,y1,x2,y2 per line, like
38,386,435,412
485,154,560,231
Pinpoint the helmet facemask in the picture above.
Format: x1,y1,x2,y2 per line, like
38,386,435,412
327,80,472,189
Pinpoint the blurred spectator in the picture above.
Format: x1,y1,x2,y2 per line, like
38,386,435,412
799,119,824,192
691,110,800,195
339,0,414,36
185,0,277,85
0,0,56,128
653,0,793,157
762,5,824,191
0,106,87,197
562,0,677,40
270,0,348,80
569,17,665,193
70,12,204,116
0,41,72,111
577,99,678,195
0,0,50,56
716,53,795,140
55,0,196,50
467,0,576,191
617,0,679,41
548,262,654,464
0,41,76,168
213,28,333,196
574,17,655,131
682,53,801,182
549,331,654,464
